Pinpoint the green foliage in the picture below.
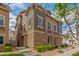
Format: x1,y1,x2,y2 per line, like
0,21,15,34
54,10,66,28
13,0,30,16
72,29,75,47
36,46,45,52
46,44,56,50
60,44,68,48
5,43,12,46
72,52,79,56
35,44,56,52
0,53,24,56
61,45,65,48
55,3,77,18
3,46,13,52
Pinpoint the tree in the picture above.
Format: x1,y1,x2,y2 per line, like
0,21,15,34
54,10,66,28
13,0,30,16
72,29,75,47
40,3,79,40
54,3,78,40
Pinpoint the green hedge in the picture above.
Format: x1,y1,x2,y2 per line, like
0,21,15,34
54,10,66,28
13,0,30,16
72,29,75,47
5,43,12,46
35,46,46,52
35,44,56,52
46,44,55,50
60,44,68,48
3,46,13,52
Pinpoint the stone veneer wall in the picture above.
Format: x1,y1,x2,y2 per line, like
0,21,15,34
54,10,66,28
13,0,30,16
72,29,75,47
0,6,9,45
34,31,47,46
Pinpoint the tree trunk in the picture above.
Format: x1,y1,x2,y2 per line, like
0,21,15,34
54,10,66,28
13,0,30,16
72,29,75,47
64,17,78,40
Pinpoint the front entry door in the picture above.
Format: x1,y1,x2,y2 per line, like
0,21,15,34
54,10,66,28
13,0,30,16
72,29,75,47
17,38,24,47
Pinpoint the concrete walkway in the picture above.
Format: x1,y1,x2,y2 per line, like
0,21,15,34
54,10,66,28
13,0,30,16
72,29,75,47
57,47,79,56
0,51,21,54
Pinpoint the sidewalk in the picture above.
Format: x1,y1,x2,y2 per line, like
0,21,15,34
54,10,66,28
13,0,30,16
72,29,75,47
0,51,21,54
57,47,79,56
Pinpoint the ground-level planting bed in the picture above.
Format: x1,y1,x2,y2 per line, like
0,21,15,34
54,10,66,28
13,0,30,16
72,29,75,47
0,53,24,56
0,44,18,52
72,52,79,56
35,44,69,52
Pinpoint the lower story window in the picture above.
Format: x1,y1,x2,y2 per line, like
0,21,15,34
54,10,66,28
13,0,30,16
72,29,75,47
48,36,50,43
48,36,52,43
0,35,4,44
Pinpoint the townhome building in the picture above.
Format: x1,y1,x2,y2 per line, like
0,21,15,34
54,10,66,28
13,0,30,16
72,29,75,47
0,3,10,46
16,3,63,47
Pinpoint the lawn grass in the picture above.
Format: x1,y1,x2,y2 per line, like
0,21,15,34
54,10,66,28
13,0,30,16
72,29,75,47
72,52,79,56
0,53,24,56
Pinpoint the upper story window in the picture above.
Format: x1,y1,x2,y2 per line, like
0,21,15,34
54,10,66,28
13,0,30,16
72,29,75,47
48,22,51,30
0,15,4,27
58,25,62,34
37,15,44,28
54,25,57,32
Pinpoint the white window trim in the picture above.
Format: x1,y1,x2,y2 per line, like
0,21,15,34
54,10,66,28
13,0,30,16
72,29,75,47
0,15,5,27
54,25,57,32
48,22,52,30
37,15,44,19
37,15,44,29
0,34,5,46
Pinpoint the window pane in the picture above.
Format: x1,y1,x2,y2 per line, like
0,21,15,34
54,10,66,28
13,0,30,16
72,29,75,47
0,16,3,26
0,36,4,44
54,25,56,31
37,15,44,28
48,22,51,30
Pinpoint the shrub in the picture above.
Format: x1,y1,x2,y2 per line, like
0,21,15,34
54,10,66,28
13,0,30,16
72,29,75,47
60,45,66,48
35,44,56,52
55,45,58,48
65,44,68,47
72,52,79,56
60,44,69,48
3,46,13,52
5,43,12,46
46,44,55,50
36,46,45,52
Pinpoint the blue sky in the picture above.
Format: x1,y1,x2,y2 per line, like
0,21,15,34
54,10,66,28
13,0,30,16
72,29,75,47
8,3,77,34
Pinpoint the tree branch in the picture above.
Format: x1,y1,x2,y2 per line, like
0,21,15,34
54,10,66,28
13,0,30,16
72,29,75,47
64,17,77,40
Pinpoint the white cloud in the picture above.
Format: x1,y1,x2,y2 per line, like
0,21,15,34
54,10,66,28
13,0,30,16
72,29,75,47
9,13,16,26
61,11,75,22
8,3,26,10
62,11,77,34
10,13,16,19
9,13,16,31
